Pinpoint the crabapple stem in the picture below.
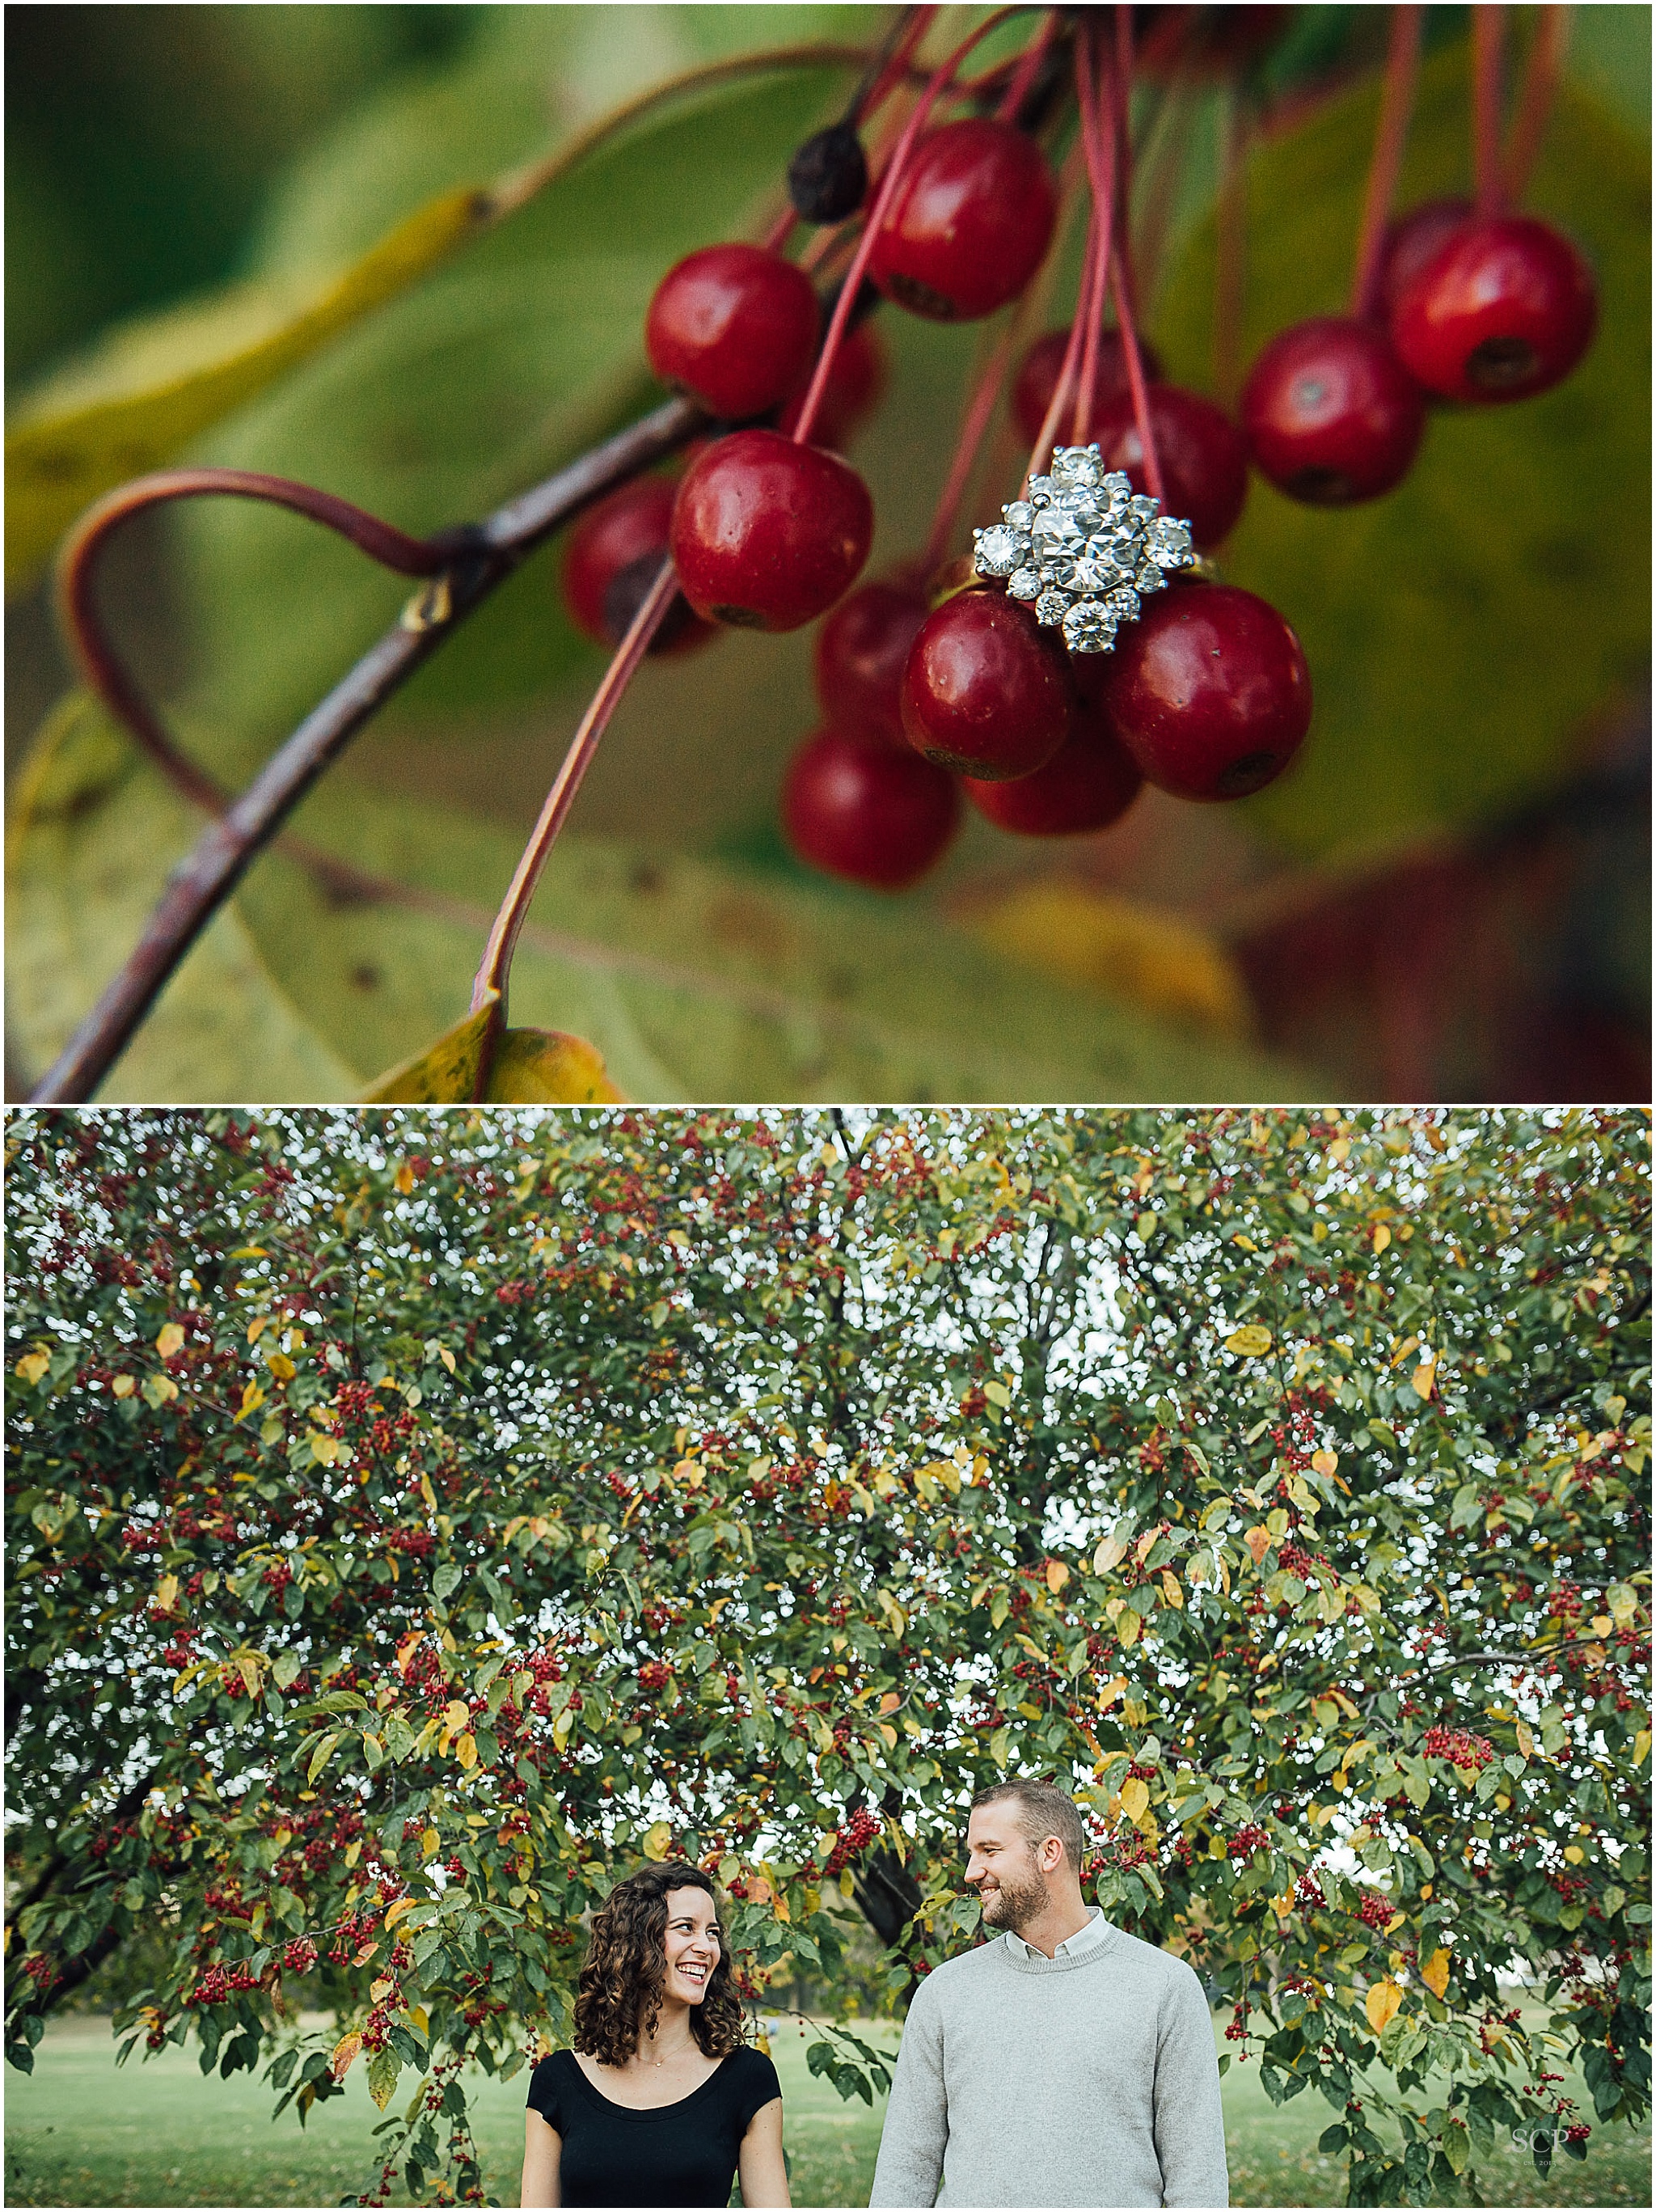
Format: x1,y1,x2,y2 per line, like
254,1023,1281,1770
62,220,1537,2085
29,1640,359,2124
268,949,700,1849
919,313,1024,576
1349,4,1424,319
995,6,1060,125
57,469,448,819
789,5,1029,447
28,396,703,1105
469,557,680,1024
1213,83,1250,407
1110,243,1165,509
1501,5,1569,205
1472,5,1508,218
1074,17,1164,507
1068,25,1117,448
1023,207,1096,486
855,5,938,125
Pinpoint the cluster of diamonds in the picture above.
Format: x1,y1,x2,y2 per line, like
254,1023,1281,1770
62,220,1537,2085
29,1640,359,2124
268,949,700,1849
971,443,1197,653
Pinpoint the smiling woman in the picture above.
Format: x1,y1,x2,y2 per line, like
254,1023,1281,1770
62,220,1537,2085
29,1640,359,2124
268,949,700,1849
522,1862,788,2210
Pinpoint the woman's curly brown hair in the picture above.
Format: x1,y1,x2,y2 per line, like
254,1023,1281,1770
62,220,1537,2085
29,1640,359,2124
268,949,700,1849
572,1862,746,2064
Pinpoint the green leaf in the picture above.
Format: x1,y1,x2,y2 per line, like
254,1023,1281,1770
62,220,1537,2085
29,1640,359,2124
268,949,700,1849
1154,45,1650,857
3,187,495,597
171,56,864,761
5,696,357,1101
367,2044,402,2112
6,700,1315,1102
307,1732,340,1784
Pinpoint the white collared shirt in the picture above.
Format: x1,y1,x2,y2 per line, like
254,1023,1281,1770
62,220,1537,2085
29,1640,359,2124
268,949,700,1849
1002,1903,1110,1963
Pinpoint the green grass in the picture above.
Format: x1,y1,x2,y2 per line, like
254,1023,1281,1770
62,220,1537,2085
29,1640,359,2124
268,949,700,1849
4,2007,1647,2207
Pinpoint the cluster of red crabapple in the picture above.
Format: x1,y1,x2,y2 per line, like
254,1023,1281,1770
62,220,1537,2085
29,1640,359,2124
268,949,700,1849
558,7,1597,892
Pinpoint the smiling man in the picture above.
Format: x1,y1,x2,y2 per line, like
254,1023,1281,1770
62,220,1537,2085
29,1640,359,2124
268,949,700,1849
868,1778,1229,2208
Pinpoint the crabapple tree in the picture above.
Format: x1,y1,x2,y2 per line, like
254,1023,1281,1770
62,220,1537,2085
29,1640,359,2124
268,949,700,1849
6,1106,1649,2206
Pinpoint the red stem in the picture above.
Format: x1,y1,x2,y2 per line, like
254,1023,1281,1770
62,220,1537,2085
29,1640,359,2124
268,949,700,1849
920,315,1025,575
469,559,680,1022
1110,239,1165,510
1212,84,1249,406
1501,5,1569,205
56,469,446,818
1075,19,1163,506
1067,30,1113,449
1113,1,1134,193
995,6,1058,124
1024,207,1097,487
790,6,1027,446
1472,5,1507,218
1350,5,1424,319
858,5,939,122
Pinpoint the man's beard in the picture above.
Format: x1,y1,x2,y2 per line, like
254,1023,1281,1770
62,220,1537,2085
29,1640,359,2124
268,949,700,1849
978,1867,1050,1935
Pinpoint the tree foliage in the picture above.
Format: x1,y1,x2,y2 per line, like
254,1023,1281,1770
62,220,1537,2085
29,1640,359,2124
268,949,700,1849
6,1106,1650,2206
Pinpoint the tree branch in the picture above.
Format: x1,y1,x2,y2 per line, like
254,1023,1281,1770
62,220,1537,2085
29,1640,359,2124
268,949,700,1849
27,394,703,1105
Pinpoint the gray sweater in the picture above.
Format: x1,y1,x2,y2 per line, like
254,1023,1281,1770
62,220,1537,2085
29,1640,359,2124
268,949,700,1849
868,1919,1229,2208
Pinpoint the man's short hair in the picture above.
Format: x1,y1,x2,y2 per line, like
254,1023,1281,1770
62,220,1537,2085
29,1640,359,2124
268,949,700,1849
971,1777,1086,1872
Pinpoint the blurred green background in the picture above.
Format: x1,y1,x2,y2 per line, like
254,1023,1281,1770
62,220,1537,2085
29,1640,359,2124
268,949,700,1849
4,5,1650,1103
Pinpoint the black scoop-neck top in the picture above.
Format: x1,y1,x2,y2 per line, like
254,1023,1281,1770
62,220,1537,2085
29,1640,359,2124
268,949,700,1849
526,2044,781,2207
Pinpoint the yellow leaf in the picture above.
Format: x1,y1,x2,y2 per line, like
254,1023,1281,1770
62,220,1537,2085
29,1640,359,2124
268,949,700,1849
247,1317,269,1343
1160,1571,1182,1609
361,996,500,1102
153,1574,179,1612
877,1692,901,1715
267,1352,296,1382
443,1700,470,1737
1117,1609,1141,1647
454,1731,478,1770
437,1348,456,1373
394,1161,416,1196
1311,1449,1338,1477
15,1351,49,1385
410,2007,429,2036
1373,1224,1392,1254
310,1432,342,1466
234,1377,265,1423
370,1977,396,2003
1244,1525,1273,1566
111,1372,135,1398
754,2032,771,2056
420,1828,441,1860
1224,1326,1273,1358
361,983,619,1105
1365,1978,1403,2033
330,2032,363,2082
1120,1778,1150,1822
1092,1533,1130,1575
771,1888,791,1925
643,1821,674,1863
5,186,494,595
1097,1676,1127,1711
877,1723,898,1749
1420,1949,1451,1998
486,1026,623,1102
968,881,1252,1036
1411,1356,1437,1401
1633,1730,1650,1767
1046,1560,1070,1594
383,1898,416,1931
1514,1719,1534,1758
236,1654,262,1698
156,1323,185,1360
